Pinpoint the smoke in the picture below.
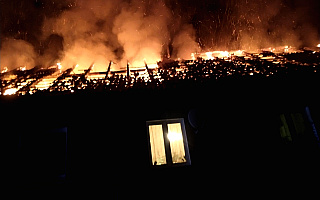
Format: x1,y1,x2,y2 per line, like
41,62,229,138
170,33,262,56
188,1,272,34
1,0,320,71
196,0,320,51
0,38,36,70
112,0,171,67
40,0,197,71
0,0,198,71
233,0,320,50
172,24,199,59
41,0,123,71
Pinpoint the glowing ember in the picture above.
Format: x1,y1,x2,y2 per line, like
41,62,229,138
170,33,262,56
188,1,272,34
57,63,62,70
195,50,247,60
3,88,18,95
19,66,26,71
284,46,289,52
231,50,245,56
205,52,214,60
197,51,228,60
191,53,196,60
1,67,8,73
1,47,320,96
34,70,63,90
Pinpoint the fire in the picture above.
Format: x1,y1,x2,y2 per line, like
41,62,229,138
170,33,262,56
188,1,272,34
191,53,196,60
193,46,302,61
317,44,320,48
207,51,230,59
19,66,26,71
1,67,8,73
196,50,245,60
3,88,18,95
57,63,62,70
205,52,214,60
284,46,289,52
1,45,319,97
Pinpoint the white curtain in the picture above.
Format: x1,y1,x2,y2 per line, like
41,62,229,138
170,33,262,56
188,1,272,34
149,125,167,165
167,123,186,164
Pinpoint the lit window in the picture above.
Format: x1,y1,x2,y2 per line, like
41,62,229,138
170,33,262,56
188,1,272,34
146,118,191,166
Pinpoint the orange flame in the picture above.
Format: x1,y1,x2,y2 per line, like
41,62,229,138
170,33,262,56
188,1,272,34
1,67,8,73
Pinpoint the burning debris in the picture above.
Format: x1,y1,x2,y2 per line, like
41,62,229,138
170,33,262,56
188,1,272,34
1,48,320,96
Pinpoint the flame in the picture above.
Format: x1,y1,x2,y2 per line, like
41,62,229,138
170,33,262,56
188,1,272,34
197,50,245,60
147,63,158,69
1,67,8,73
57,63,62,70
191,53,196,60
284,45,289,52
19,66,26,71
193,46,300,61
205,52,214,60
232,50,245,56
220,51,230,57
1,45,318,96
3,88,18,95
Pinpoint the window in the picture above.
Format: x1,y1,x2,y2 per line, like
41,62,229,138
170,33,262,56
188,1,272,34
146,118,191,166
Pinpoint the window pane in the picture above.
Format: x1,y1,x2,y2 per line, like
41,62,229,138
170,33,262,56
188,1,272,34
167,123,186,164
149,125,167,165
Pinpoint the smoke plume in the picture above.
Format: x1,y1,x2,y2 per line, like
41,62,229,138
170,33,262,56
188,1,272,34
172,24,199,59
1,0,319,71
0,38,36,70
112,0,171,67
1,0,198,71
196,0,320,51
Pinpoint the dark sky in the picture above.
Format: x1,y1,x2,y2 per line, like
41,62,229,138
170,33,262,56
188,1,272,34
1,0,319,55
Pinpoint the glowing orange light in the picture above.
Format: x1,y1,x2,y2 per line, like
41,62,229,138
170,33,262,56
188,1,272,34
205,52,213,60
1,67,8,73
57,63,62,70
167,131,183,142
284,46,289,52
191,53,195,60
3,88,18,95
198,51,232,60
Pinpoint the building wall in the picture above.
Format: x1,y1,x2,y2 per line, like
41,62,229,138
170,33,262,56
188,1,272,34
2,77,320,197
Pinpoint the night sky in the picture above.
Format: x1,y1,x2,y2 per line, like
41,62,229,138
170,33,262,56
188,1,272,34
1,0,320,69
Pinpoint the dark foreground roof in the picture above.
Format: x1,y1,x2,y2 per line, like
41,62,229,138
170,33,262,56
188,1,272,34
2,66,320,198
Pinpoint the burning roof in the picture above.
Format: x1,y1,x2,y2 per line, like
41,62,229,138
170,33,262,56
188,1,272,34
1,48,320,96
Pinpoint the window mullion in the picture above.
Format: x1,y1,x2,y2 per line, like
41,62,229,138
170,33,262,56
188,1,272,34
162,122,173,166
